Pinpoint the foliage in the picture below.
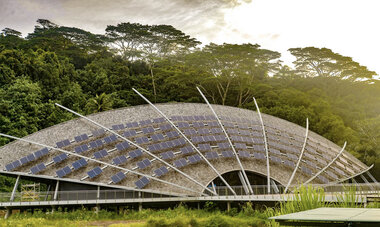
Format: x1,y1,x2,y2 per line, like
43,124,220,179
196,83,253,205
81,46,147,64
0,19,380,185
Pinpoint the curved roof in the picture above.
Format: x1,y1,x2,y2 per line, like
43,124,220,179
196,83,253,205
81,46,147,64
0,103,369,196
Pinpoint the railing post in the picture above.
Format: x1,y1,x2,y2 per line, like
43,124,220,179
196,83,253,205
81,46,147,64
54,180,59,201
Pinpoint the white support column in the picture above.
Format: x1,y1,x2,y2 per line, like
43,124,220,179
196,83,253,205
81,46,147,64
0,133,204,196
303,142,347,185
54,103,215,196
54,180,59,201
238,171,249,195
97,185,100,199
367,172,378,183
10,175,20,202
253,97,271,194
284,118,309,193
132,88,236,196
197,87,253,195
271,179,280,194
211,181,217,195
333,165,374,184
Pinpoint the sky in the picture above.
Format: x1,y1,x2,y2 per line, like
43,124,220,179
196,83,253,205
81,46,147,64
0,0,379,74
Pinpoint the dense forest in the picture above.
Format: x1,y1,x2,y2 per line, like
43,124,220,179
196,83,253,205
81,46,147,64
0,19,380,187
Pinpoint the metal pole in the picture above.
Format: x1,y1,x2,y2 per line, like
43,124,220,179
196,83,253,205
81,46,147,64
197,87,253,194
253,97,271,194
10,175,20,202
54,103,216,196
132,88,236,195
54,180,59,201
284,118,309,193
0,132,204,196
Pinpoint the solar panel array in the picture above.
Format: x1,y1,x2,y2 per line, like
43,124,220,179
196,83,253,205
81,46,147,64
116,141,130,151
161,151,174,160
104,135,118,144
74,134,89,143
221,150,234,158
205,151,219,160
112,124,125,130
90,139,103,149
74,144,89,154
5,148,49,171
238,150,250,158
180,146,194,154
123,130,137,137
92,129,105,137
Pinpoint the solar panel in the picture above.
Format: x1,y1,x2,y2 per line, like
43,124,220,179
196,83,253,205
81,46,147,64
75,134,88,142
123,130,137,138
161,151,174,160
89,141,98,149
238,150,250,158
192,122,204,128
142,127,154,134
284,160,295,168
56,139,70,148
208,121,219,127
126,121,139,128
178,122,190,128
5,163,14,171
53,153,67,163
27,154,35,162
317,175,329,183
30,163,45,174
72,158,87,170
104,135,118,144
87,166,103,178
135,137,149,144
196,128,208,134
92,129,105,137
113,155,128,165
160,124,172,131
174,158,188,168
153,117,164,123
234,143,247,149
286,153,298,160
62,166,71,174
221,150,234,158
205,151,219,160
116,141,130,151
139,119,152,126
301,166,312,175
41,148,49,155
137,159,151,169
253,152,265,159
166,131,179,138
151,133,165,141
199,143,211,151
223,122,234,128
188,154,202,164
111,171,126,183
56,169,65,178
135,176,150,189
180,146,193,154
12,160,21,168
217,143,230,149
270,148,281,155
227,128,238,134
112,124,125,130
20,157,28,165
270,156,282,163
94,149,108,159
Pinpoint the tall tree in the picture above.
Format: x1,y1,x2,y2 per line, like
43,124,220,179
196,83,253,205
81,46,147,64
186,43,280,106
289,47,377,80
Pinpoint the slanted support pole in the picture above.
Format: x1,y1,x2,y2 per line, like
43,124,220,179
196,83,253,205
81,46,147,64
284,118,309,193
54,180,59,201
253,97,271,194
227,202,231,212
97,185,100,199
367,172,378,183
271,179,280,194
4,207,11,219
238,171,250,195
360,174,375,191
10,175,20,202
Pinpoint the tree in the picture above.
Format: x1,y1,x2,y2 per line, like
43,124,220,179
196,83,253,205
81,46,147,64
289,47,377,81
85,93,113,114
1,28,22,37
106,22,200,101
186,43,280,106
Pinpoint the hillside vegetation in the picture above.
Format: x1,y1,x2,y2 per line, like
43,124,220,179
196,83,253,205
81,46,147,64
0,20,380,190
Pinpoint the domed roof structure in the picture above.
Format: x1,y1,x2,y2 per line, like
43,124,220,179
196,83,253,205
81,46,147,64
0,102,371,196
